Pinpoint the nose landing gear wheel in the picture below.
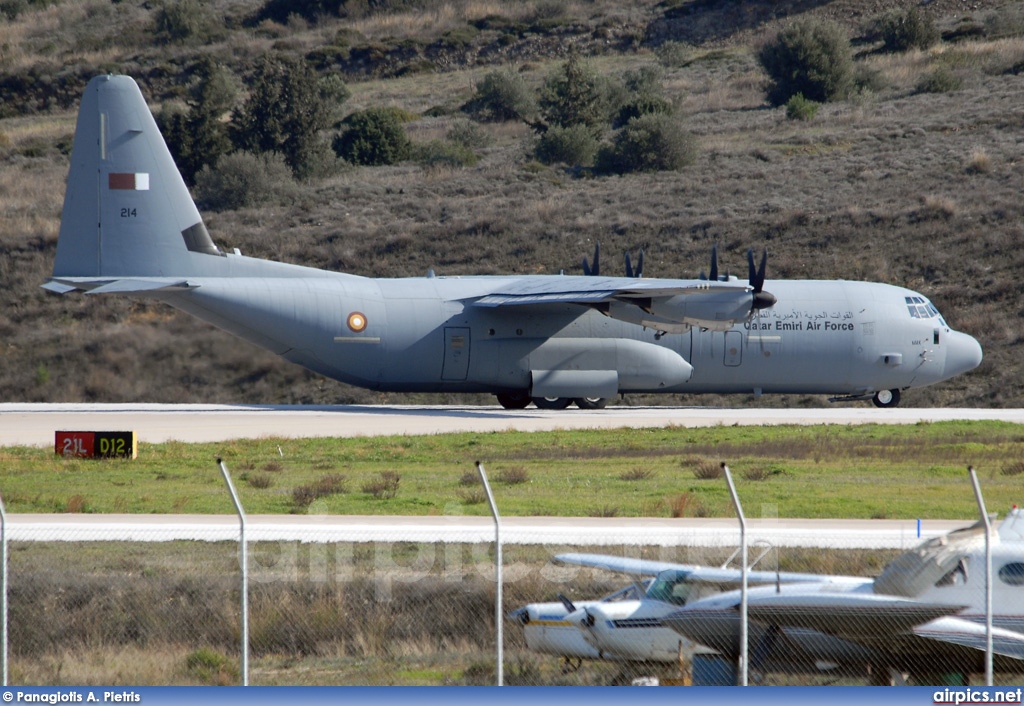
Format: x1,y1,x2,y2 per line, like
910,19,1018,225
574,397,608,410
532,396,572,410
872,389,901,408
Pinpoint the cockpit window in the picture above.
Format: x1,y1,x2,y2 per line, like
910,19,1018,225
936,557,969,587
998,562,1024,587
645,570,693,605
905,296,946,326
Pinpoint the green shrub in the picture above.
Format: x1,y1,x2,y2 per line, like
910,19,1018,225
230,56,340,179
465,68,536,122
879,7,939,53
594,113,696,175
446,119,492,149
534,124,598,167
758,18,853,106
185,648,239,685
538,52,611,135
194,151,296,212
916,66,962,94
655,40,694,68
153,0,223,45
612,94,673,129
785,93,819,121
333,107,411,166
414,140,478,169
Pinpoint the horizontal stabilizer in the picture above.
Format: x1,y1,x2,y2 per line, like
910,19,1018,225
42,277,196,295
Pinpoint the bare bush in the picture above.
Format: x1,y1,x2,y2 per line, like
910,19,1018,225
246,473,274,489
362,470,401,499
619,468,654,481
1002,461,1024,476
496,466,530,485
688,459,723,480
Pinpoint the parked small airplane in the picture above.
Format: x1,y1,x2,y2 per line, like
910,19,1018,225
510,552,855,666
44,76,983,408
661,508,1024,685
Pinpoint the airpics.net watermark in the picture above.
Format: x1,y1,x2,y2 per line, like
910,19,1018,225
934,689,1024,705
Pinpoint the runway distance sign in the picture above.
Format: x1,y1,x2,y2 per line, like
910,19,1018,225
55,431,137,459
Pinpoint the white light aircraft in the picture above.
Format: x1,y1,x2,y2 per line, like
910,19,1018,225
661,508,1024,685
43,76,982,408
511,552,856,666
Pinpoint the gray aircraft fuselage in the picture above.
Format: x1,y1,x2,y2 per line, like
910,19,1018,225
151,262,980,400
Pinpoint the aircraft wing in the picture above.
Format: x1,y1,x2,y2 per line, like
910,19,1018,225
554,552,852,586
914,616,1024,661
745,592,967,637
470,275,766,332
43,277,197,295
472,276,743,304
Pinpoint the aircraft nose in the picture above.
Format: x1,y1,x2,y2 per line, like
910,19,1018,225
945,330,983,378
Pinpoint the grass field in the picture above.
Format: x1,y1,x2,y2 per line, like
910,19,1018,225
1,420,1021,519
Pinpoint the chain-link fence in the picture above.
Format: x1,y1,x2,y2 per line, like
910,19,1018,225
0,479,1019,686
4,522,1019,684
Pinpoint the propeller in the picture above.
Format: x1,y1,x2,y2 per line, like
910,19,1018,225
624,248,644,278
700,244,724,281
582,242,600,276
747,247,776,311
557,593,577,614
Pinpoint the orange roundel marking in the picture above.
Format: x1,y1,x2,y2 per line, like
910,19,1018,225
347,312,367,332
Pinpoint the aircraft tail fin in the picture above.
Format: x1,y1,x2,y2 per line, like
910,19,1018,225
51,75,223,280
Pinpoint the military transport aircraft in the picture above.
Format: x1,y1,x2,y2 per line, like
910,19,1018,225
661,508,1024,685
44,76,983,408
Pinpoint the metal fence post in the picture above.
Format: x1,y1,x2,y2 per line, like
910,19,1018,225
722,463,748,686
968,466,993,687
476,462,503,686
217,458,249,686
1,492,7,686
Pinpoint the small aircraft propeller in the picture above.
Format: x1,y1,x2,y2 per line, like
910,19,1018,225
557,593,577,614
582,242,600,277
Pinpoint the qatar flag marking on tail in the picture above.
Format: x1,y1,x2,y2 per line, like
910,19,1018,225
108,172,149,190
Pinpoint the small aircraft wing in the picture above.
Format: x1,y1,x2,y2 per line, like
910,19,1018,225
745,592,966,637
43,277,197,295
554,552,852,586
747,592,1024,663
554,552,691,577
914,616,1024,661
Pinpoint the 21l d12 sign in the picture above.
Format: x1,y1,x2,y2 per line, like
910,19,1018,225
55,431,137,459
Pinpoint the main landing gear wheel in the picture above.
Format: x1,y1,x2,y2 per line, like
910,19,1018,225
532,396,572,410
496,392,530,409
872,389,901,408
574,397,608,410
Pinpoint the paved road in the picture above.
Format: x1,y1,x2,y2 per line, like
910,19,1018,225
5,513,968,549
2,403,1022,447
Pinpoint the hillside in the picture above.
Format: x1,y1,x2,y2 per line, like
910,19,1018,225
0,0,1021,407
